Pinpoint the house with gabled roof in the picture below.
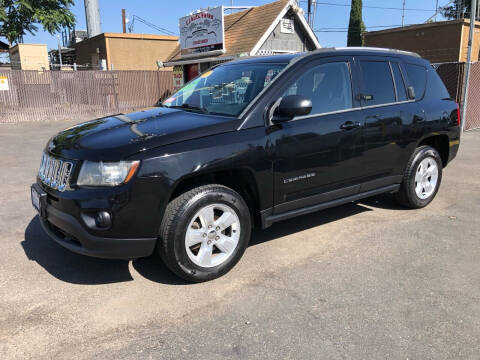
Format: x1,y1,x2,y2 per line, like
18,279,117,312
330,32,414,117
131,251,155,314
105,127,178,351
163,0,320,88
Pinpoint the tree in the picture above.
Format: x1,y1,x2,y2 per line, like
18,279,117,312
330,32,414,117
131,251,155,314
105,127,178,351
347,0,365,46
0,0,75,45
440,0,476,20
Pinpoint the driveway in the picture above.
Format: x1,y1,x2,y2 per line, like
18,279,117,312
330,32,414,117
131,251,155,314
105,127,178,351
1,120,479,359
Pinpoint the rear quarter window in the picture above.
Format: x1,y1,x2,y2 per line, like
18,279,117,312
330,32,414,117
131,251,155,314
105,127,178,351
426,69,451,99
405,63,427,100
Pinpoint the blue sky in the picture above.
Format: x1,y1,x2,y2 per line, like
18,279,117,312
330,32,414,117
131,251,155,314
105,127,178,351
3,0,452,49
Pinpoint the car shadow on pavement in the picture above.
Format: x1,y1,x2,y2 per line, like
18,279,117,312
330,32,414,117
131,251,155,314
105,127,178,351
21,195,396,285
22,216,189,286
358,193,407,211
131,253,190,285
249,201,372,247
22,216,133,285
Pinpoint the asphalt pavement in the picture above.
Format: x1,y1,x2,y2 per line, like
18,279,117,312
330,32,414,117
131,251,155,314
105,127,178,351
1,120,479,359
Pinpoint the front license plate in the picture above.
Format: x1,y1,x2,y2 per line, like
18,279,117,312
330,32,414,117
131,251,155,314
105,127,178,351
31,186,41,212
31,184,47,218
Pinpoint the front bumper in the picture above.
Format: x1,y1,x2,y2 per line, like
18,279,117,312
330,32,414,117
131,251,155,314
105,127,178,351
32,182,158,259
40,205,157,259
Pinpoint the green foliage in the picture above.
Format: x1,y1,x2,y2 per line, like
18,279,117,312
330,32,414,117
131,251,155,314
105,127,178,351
0,0,75,44
440,0,475,20
347,0,365,47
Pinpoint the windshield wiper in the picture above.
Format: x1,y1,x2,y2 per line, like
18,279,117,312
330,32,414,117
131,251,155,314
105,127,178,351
169,104,209,114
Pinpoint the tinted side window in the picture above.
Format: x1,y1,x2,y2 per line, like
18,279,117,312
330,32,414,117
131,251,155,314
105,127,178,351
405,63,427,100
360,61,396,105
283,62,353,115
391,62,407,101
426,69,451,99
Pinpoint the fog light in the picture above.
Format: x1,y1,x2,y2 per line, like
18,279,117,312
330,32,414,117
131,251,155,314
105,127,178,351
95,211,111,228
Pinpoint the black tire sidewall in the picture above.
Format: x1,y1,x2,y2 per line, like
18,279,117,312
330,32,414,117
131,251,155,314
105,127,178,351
406,147,443,208
169,188,251,282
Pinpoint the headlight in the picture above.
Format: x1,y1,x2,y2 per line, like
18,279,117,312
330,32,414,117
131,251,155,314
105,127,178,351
76,160,140,187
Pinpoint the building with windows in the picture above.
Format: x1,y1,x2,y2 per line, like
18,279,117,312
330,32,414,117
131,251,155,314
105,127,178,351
164,0,320,90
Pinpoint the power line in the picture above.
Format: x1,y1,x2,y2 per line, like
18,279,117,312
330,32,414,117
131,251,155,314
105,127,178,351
128,15,178,36
315,24,415,33
424,0,455,23
316,24,407,30
299,1,436,12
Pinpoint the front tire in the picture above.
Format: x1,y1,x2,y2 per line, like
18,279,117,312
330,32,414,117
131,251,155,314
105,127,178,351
158,184,251,282
395,145,443,209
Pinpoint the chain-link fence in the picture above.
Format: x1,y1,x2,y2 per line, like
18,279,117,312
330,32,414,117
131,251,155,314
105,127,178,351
1,65,479,130
435,62,465,105
0,70,173,124
435,61,480,131
463,62,480,131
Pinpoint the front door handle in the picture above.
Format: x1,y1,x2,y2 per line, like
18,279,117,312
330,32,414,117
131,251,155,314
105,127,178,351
340,121,361,130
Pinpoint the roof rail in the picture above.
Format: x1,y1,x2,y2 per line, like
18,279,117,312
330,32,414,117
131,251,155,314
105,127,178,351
335,47,421,58
302,47,421,59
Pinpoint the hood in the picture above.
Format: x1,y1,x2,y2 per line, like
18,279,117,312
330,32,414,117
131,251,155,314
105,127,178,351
47,107,239,161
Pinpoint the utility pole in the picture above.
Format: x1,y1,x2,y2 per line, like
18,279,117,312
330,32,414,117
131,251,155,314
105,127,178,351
435,0,439,21
402,0,406,26
57,35,63,69
84,0,102,38
461,0,477,132
307,0,312,27
311,0,317,29
122,9,127,33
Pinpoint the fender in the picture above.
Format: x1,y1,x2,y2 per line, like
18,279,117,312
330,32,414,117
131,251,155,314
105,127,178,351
132,127,273,226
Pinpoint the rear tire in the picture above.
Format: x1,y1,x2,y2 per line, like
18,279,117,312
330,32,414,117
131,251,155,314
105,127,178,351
395,145,442,209
158,184,251,282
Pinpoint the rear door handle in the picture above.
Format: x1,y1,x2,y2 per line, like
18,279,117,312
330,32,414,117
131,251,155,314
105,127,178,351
340,121,361,130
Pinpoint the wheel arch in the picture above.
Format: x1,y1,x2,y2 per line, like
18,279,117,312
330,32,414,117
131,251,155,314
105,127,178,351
418,134,450,167
167,167,263,228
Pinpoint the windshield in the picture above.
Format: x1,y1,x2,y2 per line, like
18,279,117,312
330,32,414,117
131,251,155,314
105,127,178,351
163,63,287,117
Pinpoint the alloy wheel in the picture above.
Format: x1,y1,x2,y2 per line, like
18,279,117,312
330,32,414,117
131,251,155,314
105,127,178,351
185,203,241,268
414,157,439,199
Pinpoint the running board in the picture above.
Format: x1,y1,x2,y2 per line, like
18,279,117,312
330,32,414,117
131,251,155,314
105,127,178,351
261,184,400,228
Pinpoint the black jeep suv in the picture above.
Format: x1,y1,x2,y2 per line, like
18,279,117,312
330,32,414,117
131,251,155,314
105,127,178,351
32,48,461,282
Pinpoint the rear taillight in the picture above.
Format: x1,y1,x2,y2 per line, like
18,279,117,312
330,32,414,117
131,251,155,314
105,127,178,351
456,103,461,126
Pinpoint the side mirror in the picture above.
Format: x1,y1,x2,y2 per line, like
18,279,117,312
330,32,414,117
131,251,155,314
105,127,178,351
272,95,312,123
407,86,416,100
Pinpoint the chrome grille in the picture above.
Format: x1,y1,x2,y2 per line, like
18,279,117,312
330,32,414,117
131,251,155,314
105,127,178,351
38,153,73,192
